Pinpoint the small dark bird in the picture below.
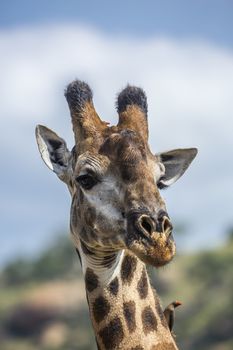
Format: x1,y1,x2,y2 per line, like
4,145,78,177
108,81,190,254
163,300,182,332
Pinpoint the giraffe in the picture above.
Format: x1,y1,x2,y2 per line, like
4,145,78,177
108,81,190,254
35,80,197,350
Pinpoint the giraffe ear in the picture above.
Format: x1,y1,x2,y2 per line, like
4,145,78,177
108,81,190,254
35,125,72,179
156,148,198,188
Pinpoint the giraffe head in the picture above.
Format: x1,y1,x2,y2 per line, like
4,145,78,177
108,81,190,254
36,80,197,268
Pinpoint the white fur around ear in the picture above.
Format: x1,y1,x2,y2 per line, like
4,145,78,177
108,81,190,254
156,148,198,188
35,125,71,178
36,126,54,171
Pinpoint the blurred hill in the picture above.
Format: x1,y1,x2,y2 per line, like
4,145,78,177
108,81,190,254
0,234,232,350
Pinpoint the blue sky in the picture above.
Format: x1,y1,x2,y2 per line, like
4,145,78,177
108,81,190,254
1,1,233,266
1,0,233,48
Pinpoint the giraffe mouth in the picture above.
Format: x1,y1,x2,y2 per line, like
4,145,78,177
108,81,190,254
127,231,176,267
126,214,176,267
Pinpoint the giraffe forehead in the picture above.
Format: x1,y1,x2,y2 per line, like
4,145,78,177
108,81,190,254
99,132,159,186
74,132,159,183
75,152,110,174
100,130,147,163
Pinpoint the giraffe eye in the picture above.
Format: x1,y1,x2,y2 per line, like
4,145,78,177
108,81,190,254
76,174,99,190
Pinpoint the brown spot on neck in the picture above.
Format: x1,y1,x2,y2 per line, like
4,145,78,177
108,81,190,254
123,300,136,333
108,277,119,296
142,305,158,334
121,254,137,284
93,296,111,323
99,316,124,349
85,268,99,293
137,267,148,299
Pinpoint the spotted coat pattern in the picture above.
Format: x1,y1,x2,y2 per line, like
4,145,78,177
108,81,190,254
35,80,197,350
85,252,178,350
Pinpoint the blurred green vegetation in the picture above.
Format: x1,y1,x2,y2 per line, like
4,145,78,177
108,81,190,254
1,236,80,286
0,232,232,350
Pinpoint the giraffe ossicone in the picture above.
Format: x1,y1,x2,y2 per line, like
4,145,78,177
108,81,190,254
36,80,197,349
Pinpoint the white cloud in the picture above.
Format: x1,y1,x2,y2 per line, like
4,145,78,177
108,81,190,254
1,24,233,264
1,25,233,124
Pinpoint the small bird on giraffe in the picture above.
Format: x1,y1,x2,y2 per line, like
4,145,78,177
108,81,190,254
164,300,182,336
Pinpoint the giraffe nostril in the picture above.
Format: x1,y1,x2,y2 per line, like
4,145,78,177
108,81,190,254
139,215,154,235
157,211,173,234
162,217,173,234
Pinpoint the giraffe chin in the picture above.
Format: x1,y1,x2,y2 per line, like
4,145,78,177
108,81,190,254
127,232,176,267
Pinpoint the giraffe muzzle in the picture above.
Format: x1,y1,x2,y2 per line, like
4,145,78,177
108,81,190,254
126,209,175,267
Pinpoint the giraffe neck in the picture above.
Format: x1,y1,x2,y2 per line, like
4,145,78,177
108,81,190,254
80,248,178,350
